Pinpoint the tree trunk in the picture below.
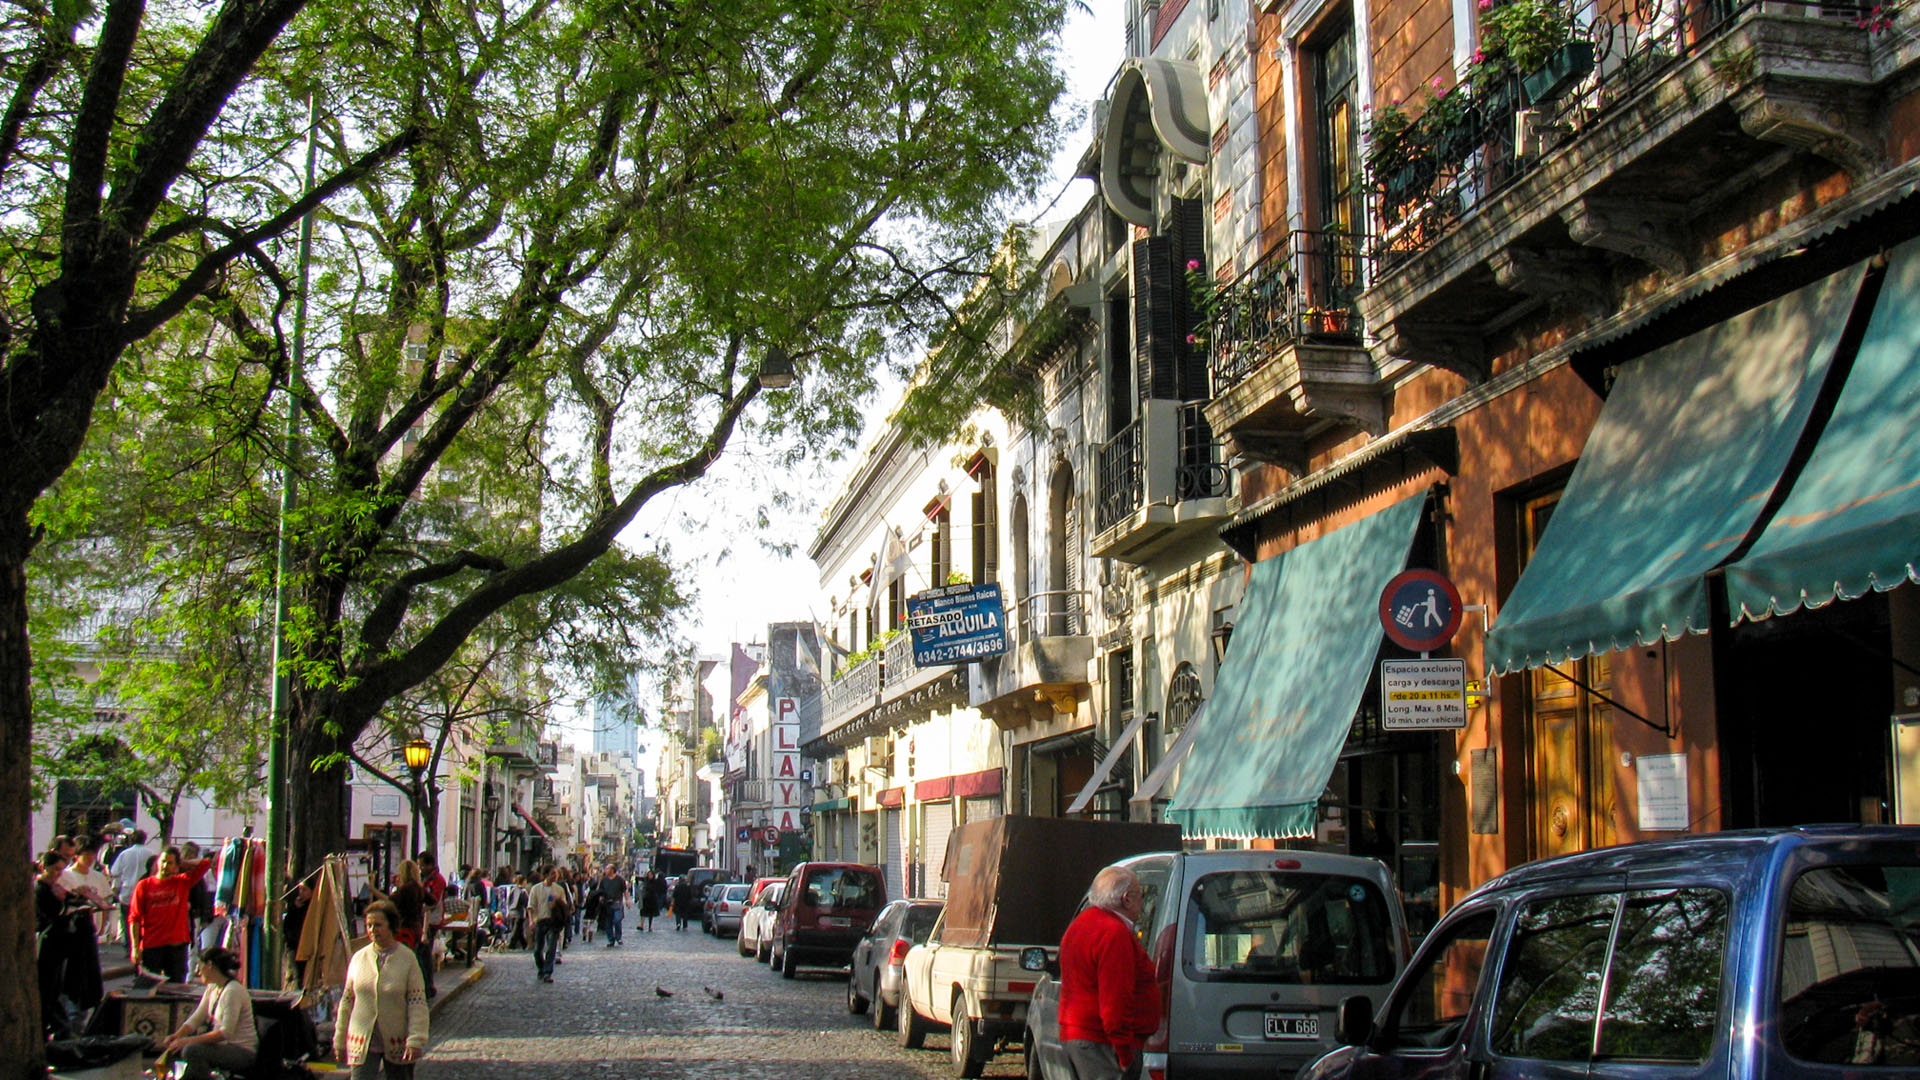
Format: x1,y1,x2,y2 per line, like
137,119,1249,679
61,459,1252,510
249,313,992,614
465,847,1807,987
288,718,351,885
0,513,47,1078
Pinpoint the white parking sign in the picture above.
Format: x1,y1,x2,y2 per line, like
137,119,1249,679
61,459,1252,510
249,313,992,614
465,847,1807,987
1381,658,1468,730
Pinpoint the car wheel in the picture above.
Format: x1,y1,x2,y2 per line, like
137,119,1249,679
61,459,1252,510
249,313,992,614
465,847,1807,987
1024,1030,1044,1080
846,973,868,1014
897,993,929,1049
738,930,752,957
951,993,986,1078
780,940,799,979
757,936,771,963
872,976,895,1031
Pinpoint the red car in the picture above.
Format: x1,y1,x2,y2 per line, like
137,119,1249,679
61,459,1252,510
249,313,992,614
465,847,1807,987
768,862,886,978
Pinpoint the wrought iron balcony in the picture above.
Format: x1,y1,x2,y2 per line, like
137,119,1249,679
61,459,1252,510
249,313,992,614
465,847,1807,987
1208,230,1368,395
1096,419,1144,535
971,589,1095,728
1362,0,1885,380
1092,400,1236,565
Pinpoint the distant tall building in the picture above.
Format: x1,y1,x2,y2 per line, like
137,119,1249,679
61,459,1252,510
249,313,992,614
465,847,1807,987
591,690,641,758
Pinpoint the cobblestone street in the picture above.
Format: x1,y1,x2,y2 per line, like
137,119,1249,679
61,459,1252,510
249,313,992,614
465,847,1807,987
420,923,1025,1079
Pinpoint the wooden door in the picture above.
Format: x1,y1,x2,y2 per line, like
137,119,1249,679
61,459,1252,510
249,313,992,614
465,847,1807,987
1521,493,1617,859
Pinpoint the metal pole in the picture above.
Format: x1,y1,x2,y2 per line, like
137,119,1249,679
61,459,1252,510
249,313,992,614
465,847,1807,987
265,93,321,987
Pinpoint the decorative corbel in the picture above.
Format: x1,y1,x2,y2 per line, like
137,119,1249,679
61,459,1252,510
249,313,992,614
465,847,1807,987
1381,321,1490,385
1732,83,1882,182
1223,430,1311,475
1561,197,1689,277
1489,248,1613,318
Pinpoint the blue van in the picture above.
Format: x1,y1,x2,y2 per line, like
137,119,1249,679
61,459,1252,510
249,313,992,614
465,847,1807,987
1301,826,1920,1080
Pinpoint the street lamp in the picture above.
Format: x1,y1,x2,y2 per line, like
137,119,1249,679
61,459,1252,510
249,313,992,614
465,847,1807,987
404,738,431,858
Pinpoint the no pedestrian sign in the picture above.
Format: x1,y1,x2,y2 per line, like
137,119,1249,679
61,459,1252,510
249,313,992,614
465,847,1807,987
1381,658,1468,730
1379,569,1463,653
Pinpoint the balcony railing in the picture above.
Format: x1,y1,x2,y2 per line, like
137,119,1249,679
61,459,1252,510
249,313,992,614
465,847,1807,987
1014,589,1090,641
1096,420,1144,533
1208,230,1368,394
1372,0,1869,265
1177,403,1230,501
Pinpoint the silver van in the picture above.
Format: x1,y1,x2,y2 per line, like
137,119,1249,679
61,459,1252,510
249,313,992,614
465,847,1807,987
1024,849,1409,1080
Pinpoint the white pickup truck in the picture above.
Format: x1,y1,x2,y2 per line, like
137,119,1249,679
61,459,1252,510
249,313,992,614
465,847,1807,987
897,815,1180,1078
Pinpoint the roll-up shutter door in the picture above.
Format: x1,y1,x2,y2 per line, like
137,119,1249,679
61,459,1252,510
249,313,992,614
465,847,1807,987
820,814,839,861
882,808,904,902
843,815,859,865
963,796,1003,823
921,801,955,900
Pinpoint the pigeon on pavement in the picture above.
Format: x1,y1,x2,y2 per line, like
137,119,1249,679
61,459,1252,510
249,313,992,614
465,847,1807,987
654,986,673,998
703,986,724,1001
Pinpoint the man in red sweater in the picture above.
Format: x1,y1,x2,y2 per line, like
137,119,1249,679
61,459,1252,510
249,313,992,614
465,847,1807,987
1058,866,1161,1080
128,847,213,983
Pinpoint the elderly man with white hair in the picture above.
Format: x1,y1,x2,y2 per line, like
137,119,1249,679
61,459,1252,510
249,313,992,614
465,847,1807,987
1056,865,1161,1080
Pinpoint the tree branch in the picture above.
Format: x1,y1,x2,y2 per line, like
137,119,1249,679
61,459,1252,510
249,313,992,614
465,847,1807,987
357,549,510,660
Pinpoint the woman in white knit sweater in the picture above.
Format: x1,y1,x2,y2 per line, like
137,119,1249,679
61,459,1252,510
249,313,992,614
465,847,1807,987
335,899,430,1078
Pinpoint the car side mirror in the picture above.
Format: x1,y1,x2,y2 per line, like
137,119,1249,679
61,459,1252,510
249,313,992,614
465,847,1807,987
1019,947,1059,978
1336,995,1374,1047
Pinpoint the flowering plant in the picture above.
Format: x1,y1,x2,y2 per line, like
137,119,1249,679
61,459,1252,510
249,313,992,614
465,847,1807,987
1477,0,1579,75
1857,1,1897,33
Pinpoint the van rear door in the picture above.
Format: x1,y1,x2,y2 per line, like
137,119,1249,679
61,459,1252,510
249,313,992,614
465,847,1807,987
1171,863,1404,1077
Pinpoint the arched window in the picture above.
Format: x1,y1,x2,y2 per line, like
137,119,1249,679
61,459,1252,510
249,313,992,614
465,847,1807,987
1047,463,1078,636
1166,662,1203,732
970,457,997,585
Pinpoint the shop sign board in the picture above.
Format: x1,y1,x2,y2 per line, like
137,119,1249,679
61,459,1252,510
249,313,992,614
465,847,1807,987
1379,569,1464,653
773,696,807,833
1381,658,1468,730
906,582,1008,666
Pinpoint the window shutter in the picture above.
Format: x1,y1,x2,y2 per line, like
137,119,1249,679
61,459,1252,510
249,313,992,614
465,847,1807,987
1132,235,1179,401
1169,198,1209,401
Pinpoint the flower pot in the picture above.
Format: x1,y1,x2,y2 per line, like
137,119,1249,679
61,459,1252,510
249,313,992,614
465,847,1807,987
1521,41,1596,105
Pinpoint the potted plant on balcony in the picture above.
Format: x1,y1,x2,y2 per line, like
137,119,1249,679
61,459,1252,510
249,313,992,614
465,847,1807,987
1478,0,1593,105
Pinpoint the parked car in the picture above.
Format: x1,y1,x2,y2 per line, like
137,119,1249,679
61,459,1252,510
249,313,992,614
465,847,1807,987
706,883,752,937
745,875,784,906
847,899,944,1031
700,883,727,933
739,880,786,961
680,866,730,920
1299,826,1920,1080
1025,849,1408,1080
769,861,887,978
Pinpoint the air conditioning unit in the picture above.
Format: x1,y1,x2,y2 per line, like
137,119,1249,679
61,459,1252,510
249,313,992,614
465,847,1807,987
1515,109,1548,159
866,734,894,769
828,757,850,785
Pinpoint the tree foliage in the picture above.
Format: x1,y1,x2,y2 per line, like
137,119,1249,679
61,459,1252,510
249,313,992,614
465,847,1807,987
0,0,1073,1068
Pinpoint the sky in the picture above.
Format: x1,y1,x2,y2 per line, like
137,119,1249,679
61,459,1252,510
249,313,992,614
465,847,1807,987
556,4,1125,759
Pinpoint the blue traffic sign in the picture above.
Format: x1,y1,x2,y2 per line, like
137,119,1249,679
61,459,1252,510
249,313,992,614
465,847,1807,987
1379,569,1463,652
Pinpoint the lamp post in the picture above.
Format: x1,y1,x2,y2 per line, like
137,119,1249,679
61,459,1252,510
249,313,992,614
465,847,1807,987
483,786,501,867
404,738,432,857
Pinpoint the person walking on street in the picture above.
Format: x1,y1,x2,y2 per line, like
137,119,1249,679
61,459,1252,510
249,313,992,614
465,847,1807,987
418,852,446,997
639,872,663,932
671,876,693,931
163,947,257,1080
129,846,215,983
526,866,568,983
336,900,430,1079
374,859,435,1001
1057,866,1161,1080
598,866,628,945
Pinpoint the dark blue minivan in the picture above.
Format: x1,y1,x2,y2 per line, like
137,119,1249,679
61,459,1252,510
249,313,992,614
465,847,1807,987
1301,826,1920,1080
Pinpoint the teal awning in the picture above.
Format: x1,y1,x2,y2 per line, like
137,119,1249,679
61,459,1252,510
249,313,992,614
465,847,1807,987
1726,239,1920,617
811,797,855,813
1165,493,1427,839
1486,264,1867,674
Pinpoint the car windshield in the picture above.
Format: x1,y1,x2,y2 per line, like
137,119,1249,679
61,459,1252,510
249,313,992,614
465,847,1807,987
1779,862,1920,1067
723,885,750,901
802,867,883,911
1184,870,1396,984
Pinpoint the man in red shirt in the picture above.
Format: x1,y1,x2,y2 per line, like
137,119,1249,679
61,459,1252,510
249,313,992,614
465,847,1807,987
128,847,213,983
418,851,447,999
1057,866,1161,1080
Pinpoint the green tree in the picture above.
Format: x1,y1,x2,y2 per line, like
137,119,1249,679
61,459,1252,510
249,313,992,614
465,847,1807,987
0,0,1070,1067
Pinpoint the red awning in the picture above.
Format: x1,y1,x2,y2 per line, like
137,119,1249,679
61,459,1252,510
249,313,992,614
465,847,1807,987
914,777,954,800
876,787,905,808
512,803,551,841
954,769,1002,798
